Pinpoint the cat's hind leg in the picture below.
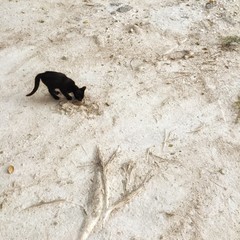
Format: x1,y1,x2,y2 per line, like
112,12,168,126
48,88,60,100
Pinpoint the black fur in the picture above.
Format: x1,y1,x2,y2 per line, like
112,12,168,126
26,71,86,101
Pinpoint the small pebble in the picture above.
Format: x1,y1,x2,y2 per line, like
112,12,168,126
205,0,216,9
116,5,132,13
7,165,14,174
61,56,67,60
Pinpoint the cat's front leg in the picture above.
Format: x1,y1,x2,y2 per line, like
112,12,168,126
48,88,60,100
60,89,72,100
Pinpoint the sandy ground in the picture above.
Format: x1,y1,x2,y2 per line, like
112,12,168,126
0,0,240,239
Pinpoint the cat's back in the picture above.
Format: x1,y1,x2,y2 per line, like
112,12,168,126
40,71,67,86
43,71,66,79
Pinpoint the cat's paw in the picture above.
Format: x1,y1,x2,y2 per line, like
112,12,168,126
54,96,60,100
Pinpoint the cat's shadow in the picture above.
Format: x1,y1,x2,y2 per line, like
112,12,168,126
24,94,62,106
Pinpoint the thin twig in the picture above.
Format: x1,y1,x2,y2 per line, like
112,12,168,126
81,145,88,156
209,179,226,190
146,147,151,162
130,58,134,70
217,100,227,123
187,122,205,133
24,199,65,210
162,129,170,152
105,146,121,168
149,151,182,167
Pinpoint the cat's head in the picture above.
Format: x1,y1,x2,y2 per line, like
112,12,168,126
74,86,86,101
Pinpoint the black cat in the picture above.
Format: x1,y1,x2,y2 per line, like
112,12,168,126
26,71,86,101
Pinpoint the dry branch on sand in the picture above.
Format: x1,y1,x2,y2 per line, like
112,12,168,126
23,199,66,210
78,146,152,240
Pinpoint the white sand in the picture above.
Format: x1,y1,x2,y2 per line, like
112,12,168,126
0,0,240,239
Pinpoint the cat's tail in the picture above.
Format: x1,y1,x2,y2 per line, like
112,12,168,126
26,73,42,96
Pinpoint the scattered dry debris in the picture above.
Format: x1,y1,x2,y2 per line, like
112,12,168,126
58,98,102,117
7,165,14,174
147,147,183,168
167,50,194,60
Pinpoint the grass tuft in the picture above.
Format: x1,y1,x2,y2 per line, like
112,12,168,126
221,36,240,49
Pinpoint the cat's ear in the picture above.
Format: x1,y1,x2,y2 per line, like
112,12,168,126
82,86,86,91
